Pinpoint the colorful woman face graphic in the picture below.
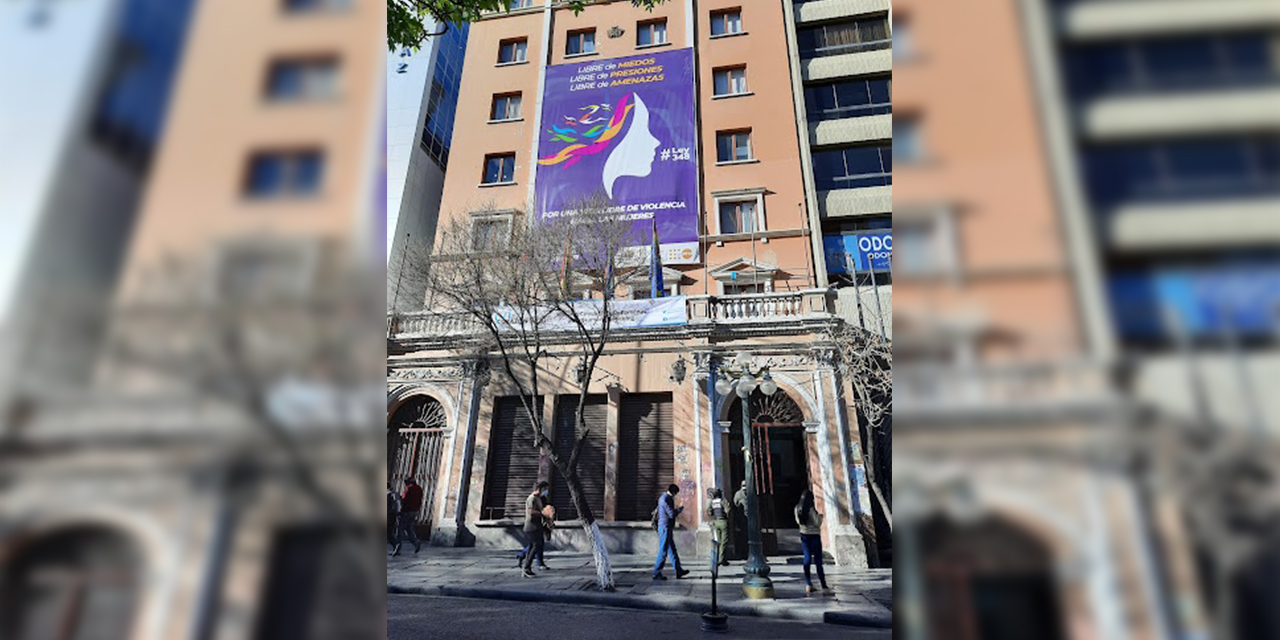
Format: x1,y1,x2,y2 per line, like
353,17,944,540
537,92,659,197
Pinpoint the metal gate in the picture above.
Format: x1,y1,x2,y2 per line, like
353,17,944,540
388,396,449,536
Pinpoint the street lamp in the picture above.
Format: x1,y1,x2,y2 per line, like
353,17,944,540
714,352,777,599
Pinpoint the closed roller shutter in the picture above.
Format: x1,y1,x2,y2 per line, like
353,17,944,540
550,395,607,521
616,393,674,521
480,396,543,520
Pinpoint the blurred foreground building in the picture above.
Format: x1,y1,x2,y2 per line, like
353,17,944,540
896,0,1280,638
386,0,892,570
1,0,385,639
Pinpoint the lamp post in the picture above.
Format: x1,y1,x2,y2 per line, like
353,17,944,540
714,352,778,599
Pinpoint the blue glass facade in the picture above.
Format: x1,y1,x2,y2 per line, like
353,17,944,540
89,0,199,169
421,23,469,170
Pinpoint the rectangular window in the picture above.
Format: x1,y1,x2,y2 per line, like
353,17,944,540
804,77,891,120
498,38,528,64
245,150,324,197
716,130,752,163
637,19,667,46
718,200,757,234
797,16,890,58
894,222,935,275
283,0,348,12
265,58,338,100
471,217,511,252
1065,32,1279,98
567,29,596,55
723,282,765,296
894,118,923,163
891,17,911,60
811,144,892,190
712,66,748,96
508,0,533,8
710,9,743,36
482,153,516,184
615,393,673,521
490,93,522,121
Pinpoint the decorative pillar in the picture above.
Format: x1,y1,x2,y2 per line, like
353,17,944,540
810,348,869,568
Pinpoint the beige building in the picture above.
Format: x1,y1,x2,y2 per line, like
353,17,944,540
0,0,386,638
388,0,891,570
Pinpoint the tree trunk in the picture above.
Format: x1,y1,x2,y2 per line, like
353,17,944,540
551,458,615,591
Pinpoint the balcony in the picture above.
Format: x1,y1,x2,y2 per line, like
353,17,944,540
793,0,890,25
1081,87,1280,140
817,186,893,218
896,361,1118,422
809,113,892,147
388,291,838,343
1059,0,1280,41
801,47,890,83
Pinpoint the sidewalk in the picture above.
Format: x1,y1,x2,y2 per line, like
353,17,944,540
387,547,892,628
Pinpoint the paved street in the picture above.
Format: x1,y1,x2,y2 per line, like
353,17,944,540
389,594,892,640
388,547,891,628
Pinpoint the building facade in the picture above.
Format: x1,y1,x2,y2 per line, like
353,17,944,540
386,21,468,311
387,0,892,569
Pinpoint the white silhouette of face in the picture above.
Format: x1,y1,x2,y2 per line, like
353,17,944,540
602,93,659,198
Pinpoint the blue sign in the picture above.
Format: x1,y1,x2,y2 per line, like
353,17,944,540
823,232,892,274
1111,265,1280,338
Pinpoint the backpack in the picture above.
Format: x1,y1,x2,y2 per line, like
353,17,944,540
649,494,668,530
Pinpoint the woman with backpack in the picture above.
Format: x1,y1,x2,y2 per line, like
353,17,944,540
795,489,832,595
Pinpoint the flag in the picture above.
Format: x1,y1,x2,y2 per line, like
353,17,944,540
650,218,664,298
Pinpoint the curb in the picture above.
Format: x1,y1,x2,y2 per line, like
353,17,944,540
388,582,892,629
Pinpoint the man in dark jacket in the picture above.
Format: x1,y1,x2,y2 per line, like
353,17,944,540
393,478,424,556
521,481,550,578
705,487,731,566
652,484,690,580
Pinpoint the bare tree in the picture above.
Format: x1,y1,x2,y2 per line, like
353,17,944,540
423,198,641,591
828,317,892,536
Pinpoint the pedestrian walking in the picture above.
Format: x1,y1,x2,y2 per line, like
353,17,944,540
652,484,690,580
392,478,424,556
387,483,401,549
520,481,551,578
732,479,749,560
517,502,555,571
795,489,832,595
705,487,731,567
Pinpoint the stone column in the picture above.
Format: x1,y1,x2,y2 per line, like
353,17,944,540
433,360,488,547
603,384,621,521
810,349,869,568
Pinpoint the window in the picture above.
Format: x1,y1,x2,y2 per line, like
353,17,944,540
712,66,748,96
482,153,516,184
508,0,533,8
894,118,923,163
892,17,912,60
1065,32,1279,98
498,38,528,64
566,29,596,55
265,58,338,100
804,77,890,120
472,217,512,251
637,19,667,46
490,93,522,121
797,16,890,58
716,130,752,163
710,9,743,37
811,144,892,190
723,282,765,296
1083,135,1280,206
245,150,324,197
718,200,757,234
894,223,936,275
283,0,349,12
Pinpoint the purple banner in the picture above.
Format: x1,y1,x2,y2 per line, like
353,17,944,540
535,48,700,264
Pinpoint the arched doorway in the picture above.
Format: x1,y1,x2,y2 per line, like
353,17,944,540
920,516,1065,640
388,394,449,538
0,525,142,640
726,389,809,558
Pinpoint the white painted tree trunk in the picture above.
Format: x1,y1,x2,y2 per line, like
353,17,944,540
585,521,615,591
